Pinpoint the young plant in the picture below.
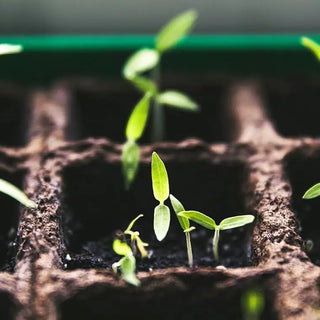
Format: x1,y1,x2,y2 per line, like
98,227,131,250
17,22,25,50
151,152,171,241
178,210,254,261
112,239,140,286
0,178,37,209
170,194,195,267
241,289,265,320
122,93,151,189
123,214,149,258
123,9,199,142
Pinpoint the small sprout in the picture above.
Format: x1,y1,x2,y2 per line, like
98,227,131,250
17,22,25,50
112,239,140,286
301,37,320,61
151,152,170,241
124,214,149,258
0,179,37,209
122,9,199,142
241,289,265,320
170,194,195,268
122,93,151,189
178,211,254,261
0,44,23,56
303,183,320,199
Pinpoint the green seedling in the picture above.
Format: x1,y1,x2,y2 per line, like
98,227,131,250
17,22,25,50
241,289,265,320
0,44,22,56
0,179,37,209
122,93,151,189
123,9,199,142
112,239,140,286
178,210,254,261
151,152,170,241
124,214,149,258
170,194,195,267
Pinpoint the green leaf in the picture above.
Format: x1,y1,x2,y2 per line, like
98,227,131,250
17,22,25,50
154,204,170,241
125,214,144,233
219,215,255,230
303,183,320,199
122,140,139,189
131,76,158,96
301,37,320,61
156,91,199,111
121,255,140,286
178,210,216,230
126,93,151,141
169,194,189,230
0,179,37,208
123,48,160,78
156,9,198,52
0,44,22,56
113,239,132,256
151,152,169,203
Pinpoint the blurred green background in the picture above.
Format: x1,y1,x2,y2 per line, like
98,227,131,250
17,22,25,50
0,0,319,34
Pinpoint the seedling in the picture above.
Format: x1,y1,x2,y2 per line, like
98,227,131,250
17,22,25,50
123,9,199,142
151,152,171,241
112,238,140,286
170,194,195,267
122,93,151,189
241,289,265,320
178,210,254,261
123,214,149,258
0,178,37,209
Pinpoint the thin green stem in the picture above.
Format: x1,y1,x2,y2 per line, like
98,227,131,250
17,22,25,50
185,231,193,268
151,62,164,142
213,227,220,262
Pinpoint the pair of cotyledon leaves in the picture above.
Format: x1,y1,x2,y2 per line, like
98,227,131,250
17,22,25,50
151,152,254,241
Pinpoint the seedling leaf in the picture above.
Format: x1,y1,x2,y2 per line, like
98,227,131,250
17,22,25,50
156,9,198,52
170,194,189,230
0,179,37,208
121,255,140,286
301,37,320,61
113,239,132,256
131,76,158,96
151,152,169,203
154,204,170,241
123,48,160,78
219,215,255,230
157,91,199,111
126,93,151,141
0,44,22,55
178,210,216,230
122,140,139,189
303,183,320,199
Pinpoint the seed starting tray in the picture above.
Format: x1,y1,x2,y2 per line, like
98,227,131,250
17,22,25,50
0,74,320,320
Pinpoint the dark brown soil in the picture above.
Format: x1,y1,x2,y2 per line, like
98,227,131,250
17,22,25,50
0,76,319,320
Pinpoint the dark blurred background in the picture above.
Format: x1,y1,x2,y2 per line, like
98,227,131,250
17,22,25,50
0,0,319,34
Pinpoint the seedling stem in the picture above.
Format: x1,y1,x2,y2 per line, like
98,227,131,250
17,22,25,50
185,231,193,268
213,227,220,261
